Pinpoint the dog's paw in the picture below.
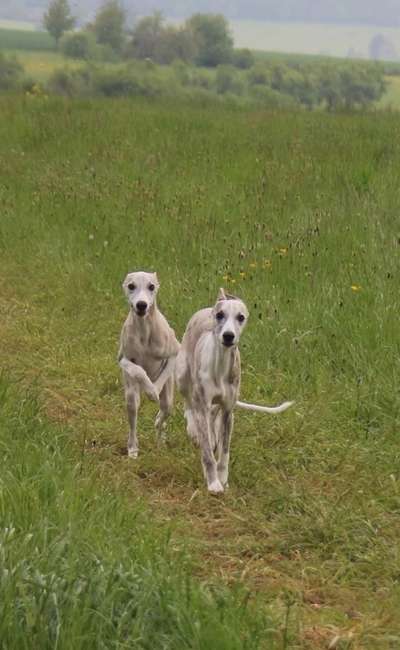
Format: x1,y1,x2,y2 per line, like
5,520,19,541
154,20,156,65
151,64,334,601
127,447,139,459
145,383,159,403
208,479,224,494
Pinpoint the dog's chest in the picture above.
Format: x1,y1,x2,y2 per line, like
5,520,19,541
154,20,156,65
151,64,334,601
123,329,164,376
202,358,238,406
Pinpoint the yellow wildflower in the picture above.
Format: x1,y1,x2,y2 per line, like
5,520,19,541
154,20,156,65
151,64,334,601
351,285,361,292
249,262,257,268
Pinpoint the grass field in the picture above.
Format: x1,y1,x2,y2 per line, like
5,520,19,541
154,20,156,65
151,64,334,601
0,26,54,51
1,96,400,648
5,49,78,83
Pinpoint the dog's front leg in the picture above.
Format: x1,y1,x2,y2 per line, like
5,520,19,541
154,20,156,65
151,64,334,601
119,357,159,402
124,383,141,458
217,409,234,488
193,394,224,494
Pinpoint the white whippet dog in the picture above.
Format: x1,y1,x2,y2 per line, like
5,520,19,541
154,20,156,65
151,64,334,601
176,289,293,493
118,271,180,458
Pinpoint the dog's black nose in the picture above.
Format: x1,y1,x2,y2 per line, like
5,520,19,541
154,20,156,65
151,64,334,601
136,301,148,313
222,331,235,346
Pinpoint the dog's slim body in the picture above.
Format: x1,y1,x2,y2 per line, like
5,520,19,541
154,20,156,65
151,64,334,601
118,271,180,458
176,289,293,493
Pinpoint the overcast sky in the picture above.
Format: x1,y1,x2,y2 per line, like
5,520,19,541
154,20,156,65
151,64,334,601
2,0,400,28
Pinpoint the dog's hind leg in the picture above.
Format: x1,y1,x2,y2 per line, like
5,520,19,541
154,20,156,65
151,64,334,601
155,375,174,442
217,410,233,488
124,382,141,459
192,399,223,494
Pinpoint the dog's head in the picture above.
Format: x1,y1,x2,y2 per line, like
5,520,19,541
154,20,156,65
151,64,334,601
122,271,159,318
212,288,249,348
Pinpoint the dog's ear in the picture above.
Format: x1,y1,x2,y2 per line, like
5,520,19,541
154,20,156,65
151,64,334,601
122,273,130,290
217,287,227,301
224,291,238,301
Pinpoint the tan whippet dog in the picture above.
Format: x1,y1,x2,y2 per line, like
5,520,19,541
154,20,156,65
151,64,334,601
176,289,293,493
118,271,180,458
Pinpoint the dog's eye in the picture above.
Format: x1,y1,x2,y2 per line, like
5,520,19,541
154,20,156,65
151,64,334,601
127,283,136,291
237,314,245,323
148,283,155,291
216,311,225,321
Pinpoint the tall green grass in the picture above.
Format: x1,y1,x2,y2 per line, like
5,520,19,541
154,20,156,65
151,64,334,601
0,376,279,648
0,95,400,646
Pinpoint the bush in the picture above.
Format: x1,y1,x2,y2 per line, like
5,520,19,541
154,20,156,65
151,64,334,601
232,48,255,69
60,31,97,60
249,84,297,108
92,65,165,98
47,66,94,97
215,65,243,95
0,53,24,91
247,64,270,86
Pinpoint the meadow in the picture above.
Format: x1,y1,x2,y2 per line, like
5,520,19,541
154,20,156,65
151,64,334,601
1,95,400,648
0,26,54,51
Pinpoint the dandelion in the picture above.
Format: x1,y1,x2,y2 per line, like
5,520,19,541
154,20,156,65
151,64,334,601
222,274,230,281
239,271,246,279
263,260,272,269
351,284,361,292
249,262,257,268
278,248,288,256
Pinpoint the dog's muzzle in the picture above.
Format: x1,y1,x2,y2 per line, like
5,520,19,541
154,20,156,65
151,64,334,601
135,301,148,316
222,331,235,347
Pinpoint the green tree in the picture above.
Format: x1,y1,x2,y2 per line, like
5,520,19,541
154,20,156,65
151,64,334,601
43,0,75,46
185,14,233,67
155,25,197,64
91,0,126,53
127,12,164,60
128,13,197,64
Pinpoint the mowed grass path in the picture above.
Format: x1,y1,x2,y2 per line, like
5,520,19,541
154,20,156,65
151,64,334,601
1,96,400,648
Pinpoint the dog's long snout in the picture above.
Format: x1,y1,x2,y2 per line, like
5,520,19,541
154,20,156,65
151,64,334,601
136,300,148,315
222,331,235,346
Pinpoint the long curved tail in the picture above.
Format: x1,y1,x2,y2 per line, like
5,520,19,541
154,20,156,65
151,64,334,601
236,400,294,414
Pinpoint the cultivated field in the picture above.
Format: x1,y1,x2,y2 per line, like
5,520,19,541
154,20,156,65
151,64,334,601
1,96,400,648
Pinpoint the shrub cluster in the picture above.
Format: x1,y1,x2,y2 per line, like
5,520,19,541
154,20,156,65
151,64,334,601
0,52,24,91
44,57,385,111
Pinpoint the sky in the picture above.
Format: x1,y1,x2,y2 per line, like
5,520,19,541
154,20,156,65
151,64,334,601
0,1,399,60
1,0,400,28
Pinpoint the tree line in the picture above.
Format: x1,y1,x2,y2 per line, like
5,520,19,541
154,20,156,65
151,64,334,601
43,0,252,68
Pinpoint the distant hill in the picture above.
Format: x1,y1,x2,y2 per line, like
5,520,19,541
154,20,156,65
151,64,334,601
1,0,400,28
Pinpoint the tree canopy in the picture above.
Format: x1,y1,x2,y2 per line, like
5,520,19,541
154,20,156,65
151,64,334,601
43,0,75,45
90,0,126,53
